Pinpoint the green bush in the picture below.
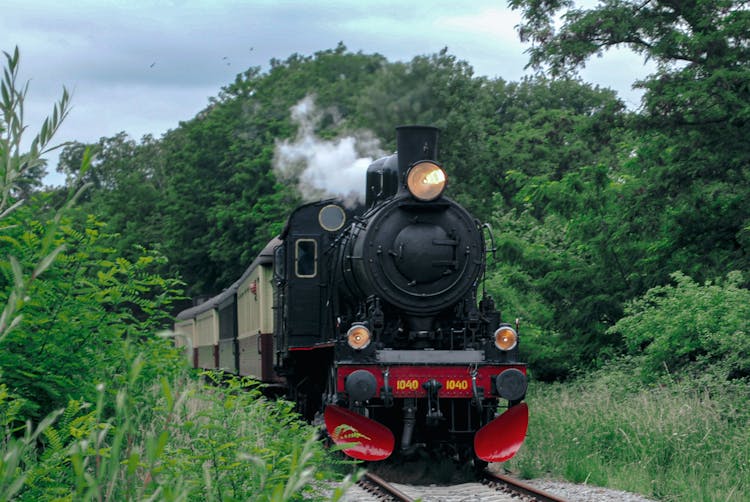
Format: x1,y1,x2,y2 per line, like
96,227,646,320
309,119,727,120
609,271,750,381
0,205,185,421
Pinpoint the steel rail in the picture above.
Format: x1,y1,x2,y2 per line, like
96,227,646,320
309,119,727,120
359,472,415,501
484,471,568,502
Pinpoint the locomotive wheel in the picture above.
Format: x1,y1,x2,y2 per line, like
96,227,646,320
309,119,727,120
451,443,488,479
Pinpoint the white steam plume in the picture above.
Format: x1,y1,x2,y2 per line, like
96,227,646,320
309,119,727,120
273,95,386,206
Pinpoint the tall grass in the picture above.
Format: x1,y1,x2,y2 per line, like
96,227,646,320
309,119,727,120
506,364,749,501
0,362,358,501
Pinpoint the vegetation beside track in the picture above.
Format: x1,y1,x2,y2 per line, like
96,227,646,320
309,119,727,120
0,47,354,501
0,364,357,501
507,365,749,501
507,271,749,502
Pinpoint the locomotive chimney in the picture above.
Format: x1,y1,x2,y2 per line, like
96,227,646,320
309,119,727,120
396,125,439,184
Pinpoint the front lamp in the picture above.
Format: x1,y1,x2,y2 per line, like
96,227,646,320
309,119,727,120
406,161,446,201
347,324,372,350
494,326,518,351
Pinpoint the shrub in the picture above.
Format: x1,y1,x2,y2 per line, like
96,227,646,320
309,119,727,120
0,207,185,421
608,271,750,381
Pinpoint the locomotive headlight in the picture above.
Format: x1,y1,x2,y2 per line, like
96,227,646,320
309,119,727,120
406,161,446,201
347,324,372,350
494,326,518,351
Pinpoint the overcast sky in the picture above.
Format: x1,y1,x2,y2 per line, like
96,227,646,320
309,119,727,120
2,0,651,186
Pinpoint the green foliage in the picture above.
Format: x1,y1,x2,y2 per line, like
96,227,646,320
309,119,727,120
1,367,354,501
509,0,750,282
487,77,625,212
487,167,631,379
510,0,750,83
161,372,345,502
617,130,750,286
0,406,64,501
610,271,750,381
0,202,184,421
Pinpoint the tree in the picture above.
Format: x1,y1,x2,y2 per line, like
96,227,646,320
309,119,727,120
486,76,625,213
510,0,750,281
509,0,750,161
56,133,169,279
352,49,501,215
510,1,749,78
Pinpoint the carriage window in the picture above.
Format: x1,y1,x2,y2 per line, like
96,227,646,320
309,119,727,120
295,239,317,278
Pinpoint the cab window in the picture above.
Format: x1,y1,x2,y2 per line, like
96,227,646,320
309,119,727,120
295,239,317,278
273,245,285,281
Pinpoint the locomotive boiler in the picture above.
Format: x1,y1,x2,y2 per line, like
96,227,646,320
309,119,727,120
175,126,528,467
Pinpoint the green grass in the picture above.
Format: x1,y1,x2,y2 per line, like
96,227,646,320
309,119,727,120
505,367,749,501
0,366,358,501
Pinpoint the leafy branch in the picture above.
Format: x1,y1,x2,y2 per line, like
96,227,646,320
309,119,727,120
0,46,88,342
1,46,71,213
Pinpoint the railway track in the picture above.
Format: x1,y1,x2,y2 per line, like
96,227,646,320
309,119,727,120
343,469,567,501
483,471,568,502
355,472,414,501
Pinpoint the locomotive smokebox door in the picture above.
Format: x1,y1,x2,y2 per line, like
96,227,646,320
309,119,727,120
392,222,456,283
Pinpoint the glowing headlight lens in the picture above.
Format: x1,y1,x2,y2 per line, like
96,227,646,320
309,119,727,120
347,325,371,350
406,161,446,201
494,326,518,351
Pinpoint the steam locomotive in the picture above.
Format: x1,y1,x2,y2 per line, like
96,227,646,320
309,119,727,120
175,126,528,466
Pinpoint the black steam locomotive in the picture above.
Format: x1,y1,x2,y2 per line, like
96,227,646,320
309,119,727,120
175,126,528,465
